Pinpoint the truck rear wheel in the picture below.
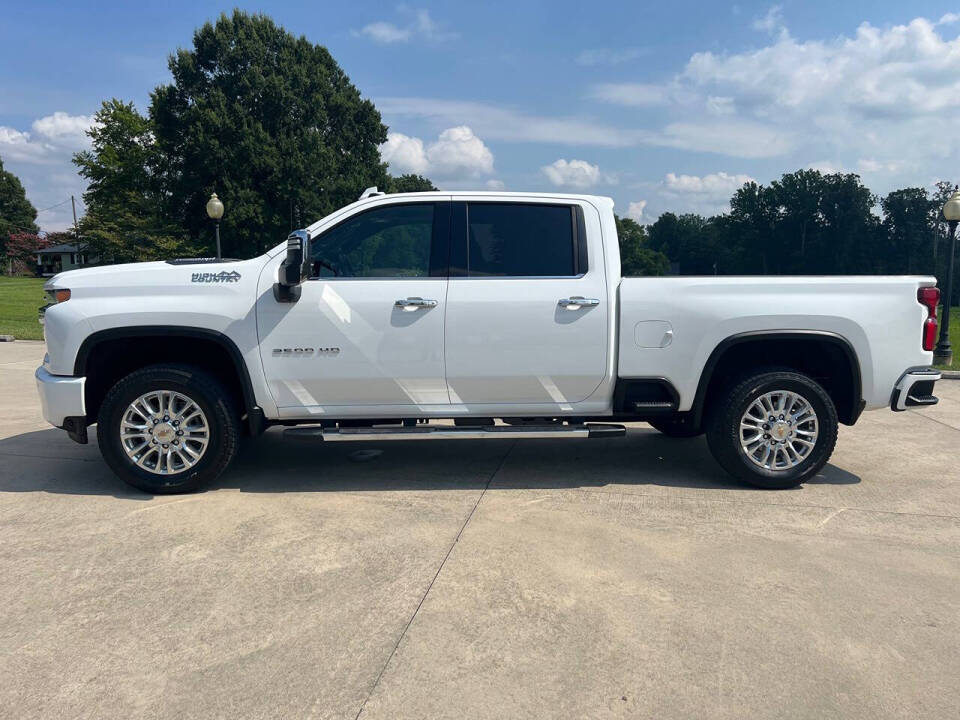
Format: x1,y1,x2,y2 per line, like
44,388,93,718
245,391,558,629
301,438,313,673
706,370,838,489
96,364,240,494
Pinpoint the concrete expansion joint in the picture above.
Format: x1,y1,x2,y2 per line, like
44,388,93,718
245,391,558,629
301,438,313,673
352,441,517,720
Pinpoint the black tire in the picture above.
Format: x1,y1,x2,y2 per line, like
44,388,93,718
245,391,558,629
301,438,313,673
648,417,703,438
705,370,838,490
97,364,240,494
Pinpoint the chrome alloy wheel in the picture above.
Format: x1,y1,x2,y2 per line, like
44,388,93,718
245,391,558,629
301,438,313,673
739,390,819,471
120,390,210,475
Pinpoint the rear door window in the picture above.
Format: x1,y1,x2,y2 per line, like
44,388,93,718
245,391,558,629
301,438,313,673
465,203,579,277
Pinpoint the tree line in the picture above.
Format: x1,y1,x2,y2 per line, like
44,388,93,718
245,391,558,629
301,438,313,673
617,170,958,303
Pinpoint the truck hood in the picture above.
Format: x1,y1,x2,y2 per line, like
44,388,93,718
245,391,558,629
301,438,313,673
46,257,268,293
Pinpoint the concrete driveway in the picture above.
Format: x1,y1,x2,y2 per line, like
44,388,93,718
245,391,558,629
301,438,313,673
1,341,958,719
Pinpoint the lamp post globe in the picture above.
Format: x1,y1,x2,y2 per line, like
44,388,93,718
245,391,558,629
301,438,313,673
206,193,224,260
934,188,960,366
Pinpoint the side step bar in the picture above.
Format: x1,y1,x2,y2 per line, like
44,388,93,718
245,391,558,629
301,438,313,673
284,423,626,442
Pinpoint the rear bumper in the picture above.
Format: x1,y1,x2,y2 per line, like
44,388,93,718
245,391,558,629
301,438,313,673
890,367,941,411
35,367,86,427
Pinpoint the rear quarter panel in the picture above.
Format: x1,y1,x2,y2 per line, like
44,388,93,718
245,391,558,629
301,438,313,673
617,276,936,411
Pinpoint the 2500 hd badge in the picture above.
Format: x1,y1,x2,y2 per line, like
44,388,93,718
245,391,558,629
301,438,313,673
272,347,341,357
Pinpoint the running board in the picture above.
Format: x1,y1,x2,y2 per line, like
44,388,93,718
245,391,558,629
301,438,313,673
284,423,626,442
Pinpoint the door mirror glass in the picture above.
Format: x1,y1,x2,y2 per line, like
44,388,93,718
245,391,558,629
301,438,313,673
275,230,311,302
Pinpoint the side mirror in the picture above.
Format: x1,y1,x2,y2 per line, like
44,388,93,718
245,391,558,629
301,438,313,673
274,230,310,303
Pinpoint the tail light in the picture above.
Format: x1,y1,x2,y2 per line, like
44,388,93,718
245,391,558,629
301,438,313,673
918,287,940,351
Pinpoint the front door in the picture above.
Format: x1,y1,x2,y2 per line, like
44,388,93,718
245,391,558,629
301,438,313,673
257,200,451,415
444,200,609,406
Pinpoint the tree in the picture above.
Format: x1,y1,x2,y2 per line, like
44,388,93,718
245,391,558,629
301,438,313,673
2,232,49,276
149,10,390,257
728,181,778,274
0,156,38,247
815,173,878,274
769,169,823,272
386,174,437,193
615,215,669,276
648,212,723,275
74,100,197,263
725,171,878,275
880,188,935,275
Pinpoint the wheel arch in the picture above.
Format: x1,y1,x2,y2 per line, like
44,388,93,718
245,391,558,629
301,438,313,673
75,326,264,434
690,330,863,427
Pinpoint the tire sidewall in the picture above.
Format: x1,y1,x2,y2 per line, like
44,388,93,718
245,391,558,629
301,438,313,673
710,372,837,488
98,367,233,493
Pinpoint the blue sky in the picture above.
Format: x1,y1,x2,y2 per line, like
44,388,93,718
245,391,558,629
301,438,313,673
2,1,960,231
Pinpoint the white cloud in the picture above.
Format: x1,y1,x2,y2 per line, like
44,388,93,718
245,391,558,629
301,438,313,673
626,200,647,221
357,22,411,44
379,132,428,174
0,111,94,231
664,171,753,195
647,172,753,217
0,126,41,163
427,126,494,176
857,158,899,175
355,9,455,44
378,96,653,148
379,96,794,159
682,18,960,116
576,48,645,66
485,179,505,190
380,126,493,178
655,171,755,215
0,111,94,165
589,83,673,107
752,5,786,36
659,121,793,158
587,14,960,178
808,160,842,174
541,159,615,188
32,111,95,143
706,96,735,116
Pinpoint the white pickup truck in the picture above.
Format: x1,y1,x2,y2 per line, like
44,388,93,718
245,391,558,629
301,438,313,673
36,189,942,493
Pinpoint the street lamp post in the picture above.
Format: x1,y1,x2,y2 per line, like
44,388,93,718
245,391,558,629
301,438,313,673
206,192,225,261
934,188,960,366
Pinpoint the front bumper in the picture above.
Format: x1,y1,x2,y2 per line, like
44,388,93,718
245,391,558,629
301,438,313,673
35,367,86,428
890,367,941,411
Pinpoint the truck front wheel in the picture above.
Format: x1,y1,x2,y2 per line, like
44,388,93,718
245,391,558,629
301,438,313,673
96,364,240,494
706,370,838,489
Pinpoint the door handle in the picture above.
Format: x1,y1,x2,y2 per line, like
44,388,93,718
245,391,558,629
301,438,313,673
395,297,438,312
558,296,600,310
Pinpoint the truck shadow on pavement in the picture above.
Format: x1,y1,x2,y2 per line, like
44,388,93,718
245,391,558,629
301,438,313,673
0,426,860,498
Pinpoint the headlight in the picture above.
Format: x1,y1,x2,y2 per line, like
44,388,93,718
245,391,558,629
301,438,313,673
46,287,71,304
39,287,70,325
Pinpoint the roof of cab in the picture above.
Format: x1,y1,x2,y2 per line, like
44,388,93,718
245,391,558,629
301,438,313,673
297,189,614,242
366,190,614,204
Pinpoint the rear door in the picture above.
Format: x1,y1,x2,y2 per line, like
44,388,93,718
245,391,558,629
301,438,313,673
257,200,452,414
443,199,609,406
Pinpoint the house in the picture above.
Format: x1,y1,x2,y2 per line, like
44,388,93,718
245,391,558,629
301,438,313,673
35,243,94,276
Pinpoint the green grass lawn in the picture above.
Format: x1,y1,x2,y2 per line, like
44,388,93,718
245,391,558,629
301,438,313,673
0,277,46,341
